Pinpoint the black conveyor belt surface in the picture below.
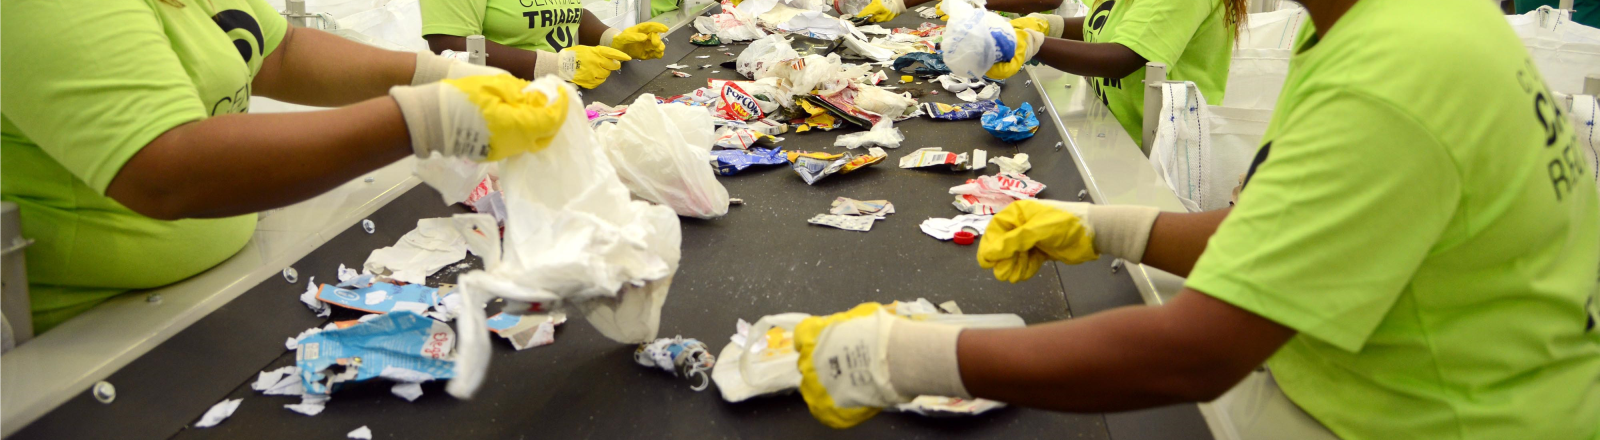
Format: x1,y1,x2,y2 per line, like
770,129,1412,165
14,9,1210,440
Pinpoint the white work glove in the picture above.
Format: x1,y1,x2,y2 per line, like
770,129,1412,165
389,75,570,161
795,303,968,429
411,51,509,85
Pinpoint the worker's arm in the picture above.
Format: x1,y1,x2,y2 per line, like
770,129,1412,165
251,26,417,107
579,10,610,46
958,288,1296,411
106,98,412,220
1060,16,1084,40
1031,38,1145,79
426,34,546,80
1141,207,1230,277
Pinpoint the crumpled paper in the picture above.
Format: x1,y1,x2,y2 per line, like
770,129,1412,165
990,153,1031,174
363,218,468,285
194,398,242,428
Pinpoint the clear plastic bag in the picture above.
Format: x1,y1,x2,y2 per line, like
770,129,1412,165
597,94,731,219
738,34,800,78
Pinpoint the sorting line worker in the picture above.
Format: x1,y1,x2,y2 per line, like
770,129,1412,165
420,0,670,89
789,0,1600,437
1,0,575,332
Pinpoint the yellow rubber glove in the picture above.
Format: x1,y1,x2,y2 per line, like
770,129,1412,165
608,23,669,60
985,28,1044,80
854,0,905,23
977,199,1099,283
389,74,571,162
795,303,902,429
558,46,631,89
1010,16,1049,35
936,2,947,21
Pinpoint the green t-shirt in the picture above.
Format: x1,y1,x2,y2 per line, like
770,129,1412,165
421,0,585,52
1080,0,1232,146
651,0,680,18
0,0,284,332
1185,0,1600,438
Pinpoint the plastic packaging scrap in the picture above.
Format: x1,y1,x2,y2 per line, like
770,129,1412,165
893,52,952,77
694,0,768,42
363,218,469,285
635,336,717,391
808,213,876,231
449,77,683,399
296,312,455,398
254,366,305,396
775,11,853,40
921,100,999,120
597,94,732,219
415,152,489,205
981,102,1041,142
950,172,1046,214
792,147,887,184
348,426,373,440
894,396,1007,416
899,147,970,170
315,281,443,316
486,311,567,350
714,127,783,150
794,99,845,132
935,74,987,92
712,147,790,176
301,277,331,318
711,300,1024,405
194,398,242,428
940,0,1018,79
691,33,722,46
920,214,993,240
956,83,1001,102
829,197,894,218
738,35,801,79
672,71,693,78
834,120,904,149
666,63,689,69
462,176,508,225
989,153,1031,174
710,79,784,120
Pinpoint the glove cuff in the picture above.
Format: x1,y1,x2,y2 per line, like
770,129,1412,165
1021,29,1045,61
600,28,622,49
1086,204,1161,264
885,0,907,14
886,319,970,400
388,84,442,158
1030,13,1065,39
535,49,565,81
412,51,456,86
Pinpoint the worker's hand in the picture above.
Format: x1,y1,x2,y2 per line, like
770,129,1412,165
936,2,947,21
390,74,571,162
978,199,1099,283
985,28,1044,80
795,303,908,429
558,46,631,89
608,23,669,60
853,0,905,23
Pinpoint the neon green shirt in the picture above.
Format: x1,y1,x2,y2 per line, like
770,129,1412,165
0,0,285,332
421,0,585,52
1080,0,1232,146
1186,0,1600,438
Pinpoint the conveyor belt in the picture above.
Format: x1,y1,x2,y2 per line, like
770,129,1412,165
13,10,1210,440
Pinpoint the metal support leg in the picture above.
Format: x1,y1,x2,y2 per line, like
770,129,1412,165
1141,62,1168,156
467,35,488,66
1561,0,1575,11
1585,74,1600,96
1,202,35,348
285,0,309,28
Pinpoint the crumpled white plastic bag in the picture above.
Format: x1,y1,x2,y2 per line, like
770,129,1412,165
363,218,469,284
447,77,683,399
738,34,801,78
834,119,905,149
597,94,731,219
695,0,769,42
415,153,489,205
940,0,1017,79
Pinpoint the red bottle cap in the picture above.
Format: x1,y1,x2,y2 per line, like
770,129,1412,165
952,231,976,245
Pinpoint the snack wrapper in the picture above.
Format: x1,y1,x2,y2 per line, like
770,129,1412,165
921,100,999,121
980,102,1040,142
711,147,789,175
898,147,969,169
296,312,455,395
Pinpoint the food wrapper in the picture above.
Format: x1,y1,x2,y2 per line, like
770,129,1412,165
792,155,848,185
981,102,1040,142
921,100,1000,121
713,127,782,150
296,312,455,396
893,396,1007,416
690,33,723,46
793,99,844,133
898,147,969,169
808,213,875,231
840,147,887,173
316,282,441,315
672,71,693,78
805,94,880,128
829,197,894,217
711,147,789,175
950,172,1046,214
892,52,951,77
716,81,767,121
786,150,845,162
485,311,567,351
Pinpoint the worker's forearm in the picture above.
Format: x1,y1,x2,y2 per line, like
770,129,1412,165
1139,208,1230,277
1031,39,1145,79
427,35,546,80
579,10,610,46
1060,16,1084,40
253,27,416,107
106,98,412,220
956,289,1281,412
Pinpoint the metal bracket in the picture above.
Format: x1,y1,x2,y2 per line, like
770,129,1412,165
1140,62,1168,156
467,35,488,66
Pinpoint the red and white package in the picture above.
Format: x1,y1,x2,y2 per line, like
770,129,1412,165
949,173,1046,215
